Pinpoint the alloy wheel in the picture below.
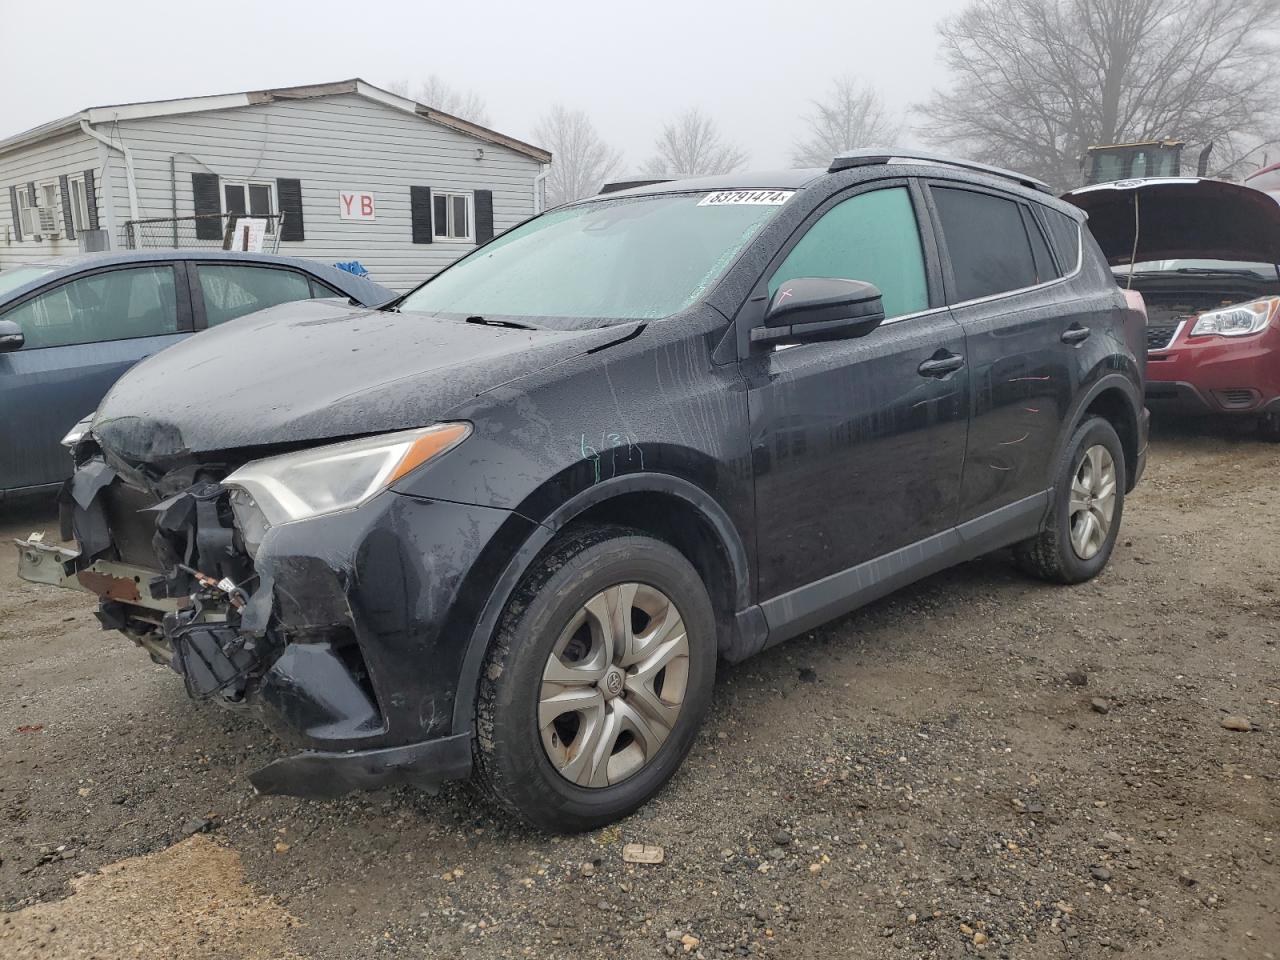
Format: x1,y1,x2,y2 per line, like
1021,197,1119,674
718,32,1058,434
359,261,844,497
1068,444,1117,560
538,582,690,788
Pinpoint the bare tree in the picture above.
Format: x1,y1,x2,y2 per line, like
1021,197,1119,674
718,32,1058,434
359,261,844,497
643,109,747,177
534,106,624,206
387,75,491,126
792,77,901,167
917,0,1280,188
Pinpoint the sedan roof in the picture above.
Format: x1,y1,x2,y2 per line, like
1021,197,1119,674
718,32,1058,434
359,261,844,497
0,250,396,307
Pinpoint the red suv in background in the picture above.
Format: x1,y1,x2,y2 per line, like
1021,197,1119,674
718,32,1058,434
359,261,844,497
1064,177,1280,438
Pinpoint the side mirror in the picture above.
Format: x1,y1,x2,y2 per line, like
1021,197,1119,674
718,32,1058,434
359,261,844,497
752,278,886,347
0,320,23,353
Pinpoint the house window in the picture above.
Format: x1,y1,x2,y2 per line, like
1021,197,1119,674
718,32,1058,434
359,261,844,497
16,187,37,236
16,184,61,238
433,190,473,241
68,175,91,232
222,180,276,231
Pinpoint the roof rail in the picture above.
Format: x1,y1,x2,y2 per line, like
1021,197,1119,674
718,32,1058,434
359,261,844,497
828,149,1052,194
598,178,674,195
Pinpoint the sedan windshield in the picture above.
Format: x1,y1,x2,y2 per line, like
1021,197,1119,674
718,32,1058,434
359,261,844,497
0,266,56,299
398,192,789,327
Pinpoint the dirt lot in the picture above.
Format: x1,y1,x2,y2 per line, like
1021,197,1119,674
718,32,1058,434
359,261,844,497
1,419,1276,960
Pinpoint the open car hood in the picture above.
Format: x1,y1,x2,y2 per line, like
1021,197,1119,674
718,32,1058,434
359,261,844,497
1061,178,1280,266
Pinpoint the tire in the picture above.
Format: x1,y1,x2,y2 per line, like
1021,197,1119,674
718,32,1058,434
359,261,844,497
1014,416,1126,584
474,525,717,832
1258,413,1280,442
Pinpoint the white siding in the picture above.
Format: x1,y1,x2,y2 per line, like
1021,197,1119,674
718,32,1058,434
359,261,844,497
106,94,542,291
0,132,106,270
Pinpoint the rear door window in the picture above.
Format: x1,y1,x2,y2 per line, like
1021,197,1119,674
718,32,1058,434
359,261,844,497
932,187,1039,301
196,264,315,327
768,186,929,319
1,265,179,348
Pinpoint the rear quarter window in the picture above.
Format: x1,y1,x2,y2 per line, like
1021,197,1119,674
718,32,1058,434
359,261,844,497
1040,208,1082,274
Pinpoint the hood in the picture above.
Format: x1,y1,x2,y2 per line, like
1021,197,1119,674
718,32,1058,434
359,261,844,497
94,297,639,463
1062,177,1280,266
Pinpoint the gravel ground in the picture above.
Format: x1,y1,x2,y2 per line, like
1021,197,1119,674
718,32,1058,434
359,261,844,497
1,418,1276,959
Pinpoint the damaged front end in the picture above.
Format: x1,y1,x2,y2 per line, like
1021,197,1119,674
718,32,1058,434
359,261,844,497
15,427,489,799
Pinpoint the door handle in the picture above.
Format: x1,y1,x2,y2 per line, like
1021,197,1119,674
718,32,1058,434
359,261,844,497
918,352,965,377
1061,325,1091,345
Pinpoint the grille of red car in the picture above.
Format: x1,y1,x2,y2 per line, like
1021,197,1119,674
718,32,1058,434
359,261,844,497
1145,323,1180,351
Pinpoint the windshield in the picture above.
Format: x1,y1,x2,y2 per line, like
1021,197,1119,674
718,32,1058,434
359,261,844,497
1118,259,1280,278
0,266,56,299
398,192,789,327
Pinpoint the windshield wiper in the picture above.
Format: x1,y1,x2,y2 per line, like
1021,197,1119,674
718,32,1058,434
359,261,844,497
465,315,539,330
1170,267,1271,277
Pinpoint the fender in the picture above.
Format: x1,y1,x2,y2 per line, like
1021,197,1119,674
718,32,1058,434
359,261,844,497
448,471,757,733
1049,370,1144,493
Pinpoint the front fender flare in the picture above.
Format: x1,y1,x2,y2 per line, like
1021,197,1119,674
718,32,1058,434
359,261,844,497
449,472,754,733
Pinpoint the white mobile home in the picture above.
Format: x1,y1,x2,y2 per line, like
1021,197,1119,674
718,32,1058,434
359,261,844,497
0,79,551,291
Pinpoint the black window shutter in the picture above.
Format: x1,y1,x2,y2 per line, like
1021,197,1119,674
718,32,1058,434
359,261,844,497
9,186,21,241
26,181,38,238
192,173,222,239
59,175,76,240
83,169,99,230
474,189,494,244
410,186,434,243
276,178,304,241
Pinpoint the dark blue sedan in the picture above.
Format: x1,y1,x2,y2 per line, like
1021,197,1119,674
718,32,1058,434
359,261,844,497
0,251,394,496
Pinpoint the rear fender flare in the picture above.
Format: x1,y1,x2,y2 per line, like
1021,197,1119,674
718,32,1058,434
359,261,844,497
1049,371,1143,496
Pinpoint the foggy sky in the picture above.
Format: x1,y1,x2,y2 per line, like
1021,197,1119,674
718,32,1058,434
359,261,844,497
1,0,963,169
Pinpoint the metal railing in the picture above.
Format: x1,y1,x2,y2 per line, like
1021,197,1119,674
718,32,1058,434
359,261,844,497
121,213,286,253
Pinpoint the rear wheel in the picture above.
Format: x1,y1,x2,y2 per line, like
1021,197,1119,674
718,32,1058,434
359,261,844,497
474,526,716,832
1014,417,1126,583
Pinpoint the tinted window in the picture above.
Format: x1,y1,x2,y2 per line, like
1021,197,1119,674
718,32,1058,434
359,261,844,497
1021,206,1058,283
197,265,313,327
1041,208,1081,273
768,187,929,319
933,187,1038,301
3,266,178,349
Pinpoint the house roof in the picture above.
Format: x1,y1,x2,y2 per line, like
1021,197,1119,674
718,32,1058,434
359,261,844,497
0,78,551,163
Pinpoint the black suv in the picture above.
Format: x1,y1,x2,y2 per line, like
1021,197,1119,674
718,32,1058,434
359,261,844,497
19,151,1148,832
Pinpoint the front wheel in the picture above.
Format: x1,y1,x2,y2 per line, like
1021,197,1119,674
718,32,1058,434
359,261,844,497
474,527,716,832
1014,416,1126,584
1258,413,1280,442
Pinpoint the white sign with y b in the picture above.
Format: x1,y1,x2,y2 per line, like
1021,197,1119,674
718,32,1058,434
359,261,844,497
339,190,376,220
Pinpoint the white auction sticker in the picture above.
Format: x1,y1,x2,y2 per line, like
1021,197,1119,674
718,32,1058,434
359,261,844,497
697,190,795,206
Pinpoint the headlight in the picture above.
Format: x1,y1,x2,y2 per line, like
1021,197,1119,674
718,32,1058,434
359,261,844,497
61,413,96,449
222,422,471,527
1190,297,1280,337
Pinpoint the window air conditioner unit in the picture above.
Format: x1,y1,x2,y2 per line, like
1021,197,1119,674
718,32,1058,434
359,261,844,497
37,206,61,237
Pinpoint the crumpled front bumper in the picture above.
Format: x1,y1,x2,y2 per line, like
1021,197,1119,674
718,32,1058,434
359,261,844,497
16,460,537,799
